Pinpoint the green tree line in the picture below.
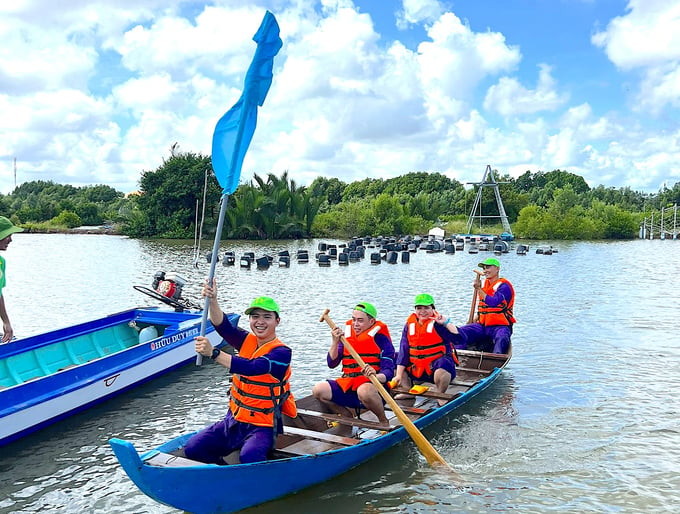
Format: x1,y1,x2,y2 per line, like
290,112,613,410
1,152,679,240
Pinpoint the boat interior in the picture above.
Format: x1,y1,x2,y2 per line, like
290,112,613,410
0,314,170,388
147,349,510,467
271,349,509,458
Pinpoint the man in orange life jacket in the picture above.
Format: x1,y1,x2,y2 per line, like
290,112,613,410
184,281,296,465
393,294,459,403
455,257,515,354
312,302,395,426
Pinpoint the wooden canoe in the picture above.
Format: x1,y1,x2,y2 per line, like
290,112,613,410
110,348,511,513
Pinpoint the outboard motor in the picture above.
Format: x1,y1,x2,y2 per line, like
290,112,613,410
138,271,196,311
153,271,187,302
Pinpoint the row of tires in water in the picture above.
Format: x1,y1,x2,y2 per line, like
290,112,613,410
205,236,556,270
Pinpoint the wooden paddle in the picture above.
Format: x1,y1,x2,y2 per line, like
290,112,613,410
467,269,484,324
319,309,456,472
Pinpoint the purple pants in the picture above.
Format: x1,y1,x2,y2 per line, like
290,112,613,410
454,323,512,354
183,411,274,464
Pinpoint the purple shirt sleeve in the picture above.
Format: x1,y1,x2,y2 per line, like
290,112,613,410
484,282,513,307
397,324,410,367
327,348,342,368
214,312,248,350
375,332,395,381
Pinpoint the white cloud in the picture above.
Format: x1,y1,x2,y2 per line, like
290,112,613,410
396,0,444,28
416,12,521,123
0,0,678,196
484,64,568,116
592,0,680,114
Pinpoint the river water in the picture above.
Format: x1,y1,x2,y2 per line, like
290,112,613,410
1,234,678,513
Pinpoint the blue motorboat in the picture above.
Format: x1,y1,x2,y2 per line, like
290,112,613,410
0,273,236,447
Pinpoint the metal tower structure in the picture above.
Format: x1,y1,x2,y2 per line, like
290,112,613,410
466,164,513,236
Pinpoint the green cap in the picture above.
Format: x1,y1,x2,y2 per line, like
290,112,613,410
478,257,500,268
354,302,377,319
245,296,280,315
414,293,435,307
0,216,24,240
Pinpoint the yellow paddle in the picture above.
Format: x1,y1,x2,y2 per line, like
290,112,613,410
319,309,458,473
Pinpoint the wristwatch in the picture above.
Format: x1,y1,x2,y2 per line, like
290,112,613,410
210,347,221,360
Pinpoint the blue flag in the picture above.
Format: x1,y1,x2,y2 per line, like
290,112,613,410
211,11,282,194
197,11,281,366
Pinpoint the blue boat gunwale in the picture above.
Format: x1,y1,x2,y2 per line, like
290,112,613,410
0,307,210,357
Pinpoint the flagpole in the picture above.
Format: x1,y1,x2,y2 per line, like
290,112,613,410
196,193,229,365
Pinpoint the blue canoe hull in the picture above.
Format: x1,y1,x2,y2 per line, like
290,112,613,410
0,307,235,446
110,349,511,513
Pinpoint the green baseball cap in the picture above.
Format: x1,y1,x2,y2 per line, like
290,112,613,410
414,293,435,307
245,296,280,315
354,302,377,319
478,257,500,268
0,216,24,240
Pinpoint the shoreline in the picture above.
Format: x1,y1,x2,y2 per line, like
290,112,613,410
20,226,122,235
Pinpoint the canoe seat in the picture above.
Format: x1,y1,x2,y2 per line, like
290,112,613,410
112,324,143,349
145,452,209,468
95,325,136,355
456,366,492,374
295,409,393,431
391,387,458,400
282,426,360,446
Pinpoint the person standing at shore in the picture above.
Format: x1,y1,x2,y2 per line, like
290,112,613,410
0,217,24,343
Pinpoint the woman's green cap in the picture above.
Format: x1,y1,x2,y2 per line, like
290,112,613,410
478,257,500,268
414,293,435,306
0,216,23,240
354,302,377,319
245,296,280,315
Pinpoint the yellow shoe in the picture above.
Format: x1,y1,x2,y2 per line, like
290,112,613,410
387,379,398,389
409,385,429,394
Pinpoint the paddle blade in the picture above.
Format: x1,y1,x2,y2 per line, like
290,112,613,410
211,10,282,194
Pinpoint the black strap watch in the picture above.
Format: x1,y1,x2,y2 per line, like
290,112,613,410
210,347,221,360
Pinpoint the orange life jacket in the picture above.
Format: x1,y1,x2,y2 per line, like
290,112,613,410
229,334,297,427
406,313,449,378
336,320,390,392
478,278,516,326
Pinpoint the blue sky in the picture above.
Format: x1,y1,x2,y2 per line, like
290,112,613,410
1,0,679,195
